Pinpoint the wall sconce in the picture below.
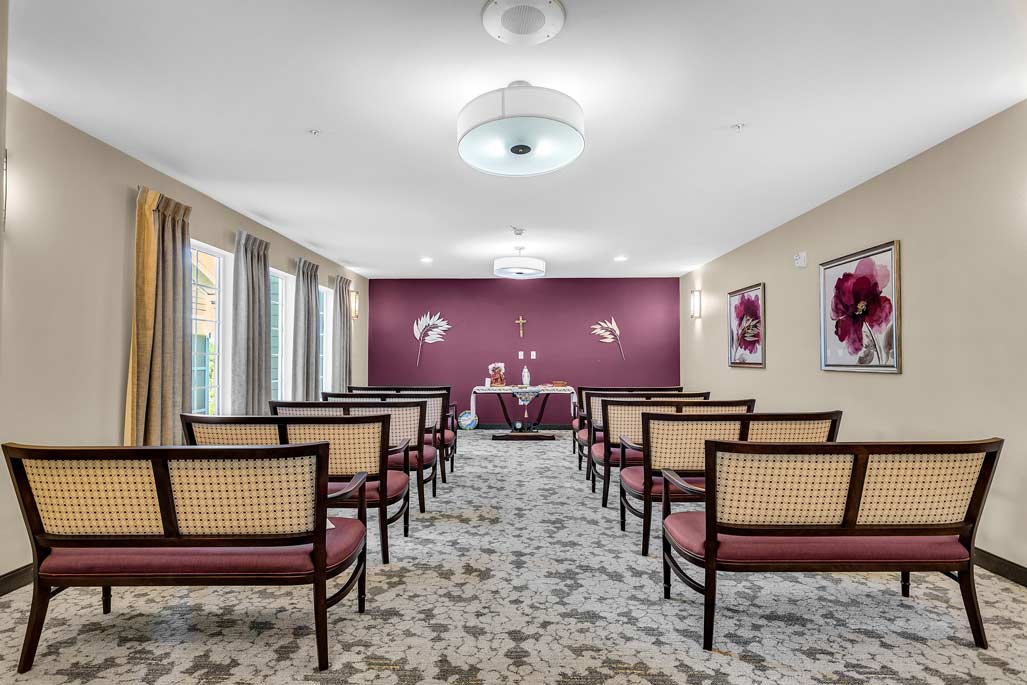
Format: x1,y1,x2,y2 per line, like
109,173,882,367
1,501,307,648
690,289,702,319
349,289,360,320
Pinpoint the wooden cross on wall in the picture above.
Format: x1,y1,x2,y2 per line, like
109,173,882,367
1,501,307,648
514,315,527,338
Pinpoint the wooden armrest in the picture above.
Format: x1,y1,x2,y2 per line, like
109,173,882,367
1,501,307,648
620,437,642,452
327,472,368,501
661,470,705,496
592,423,605,433
388,439,410,455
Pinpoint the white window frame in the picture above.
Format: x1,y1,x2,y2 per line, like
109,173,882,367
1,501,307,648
189,239,233,414
319,285,334,393
270,268,295,400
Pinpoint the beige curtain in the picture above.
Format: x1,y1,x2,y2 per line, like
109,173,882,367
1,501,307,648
230,231,271,414
291,257,321,401
123,187,192,445
330,275,352,392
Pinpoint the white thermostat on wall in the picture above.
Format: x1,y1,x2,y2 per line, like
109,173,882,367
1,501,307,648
794,251,808,268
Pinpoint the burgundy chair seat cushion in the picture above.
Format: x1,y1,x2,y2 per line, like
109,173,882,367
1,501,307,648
663,511,970,564
620,467,704,496
576,429,604,444
388,446,437,469
39,517,366,578
571,418,581,432
329,472,408,502
426,429,456,446
589,442,642,466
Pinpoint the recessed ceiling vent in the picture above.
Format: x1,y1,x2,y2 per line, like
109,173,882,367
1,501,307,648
482,0,565,46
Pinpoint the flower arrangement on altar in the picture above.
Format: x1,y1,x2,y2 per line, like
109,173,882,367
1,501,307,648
488,362,506,386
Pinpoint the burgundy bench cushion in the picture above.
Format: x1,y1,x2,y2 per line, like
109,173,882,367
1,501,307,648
571,418,581,432
39,517,366,578
663,511,970,564
329,472,408,502
590,442,642,466
388,445,437,469
620,467,704,496
576,429,604,445
426,429,455,446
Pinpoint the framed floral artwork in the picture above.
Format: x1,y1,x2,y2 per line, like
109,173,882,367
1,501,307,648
728,283,765,368
819,241,901,373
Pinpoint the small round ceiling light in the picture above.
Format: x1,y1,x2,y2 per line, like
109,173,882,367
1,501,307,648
420,256,434,264
457,80,584,177
482,0,565,46
613,255,628,262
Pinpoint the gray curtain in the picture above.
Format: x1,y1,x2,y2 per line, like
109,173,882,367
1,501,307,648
230,231,271,414
291,257,321,400
123,187,191,445
331,275,353,392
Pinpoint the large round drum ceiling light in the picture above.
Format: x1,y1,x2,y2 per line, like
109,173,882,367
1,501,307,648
493,255,547,279
457,81,584,177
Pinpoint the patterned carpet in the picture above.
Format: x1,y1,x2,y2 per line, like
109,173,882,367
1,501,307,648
1,430,1025,683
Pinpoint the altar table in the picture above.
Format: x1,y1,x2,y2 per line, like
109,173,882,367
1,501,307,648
470,385,577,441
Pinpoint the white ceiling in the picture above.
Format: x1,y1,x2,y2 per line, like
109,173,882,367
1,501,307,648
9,1,1027,278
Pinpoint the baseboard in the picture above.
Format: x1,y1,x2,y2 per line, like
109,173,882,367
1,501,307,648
976,548,1027,588
0,563,32,596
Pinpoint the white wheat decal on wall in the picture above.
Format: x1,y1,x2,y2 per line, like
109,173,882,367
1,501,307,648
413,311,451,367
590,317,625,360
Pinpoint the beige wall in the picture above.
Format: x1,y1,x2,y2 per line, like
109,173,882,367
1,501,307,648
681,100,1027,567
0,94,369,574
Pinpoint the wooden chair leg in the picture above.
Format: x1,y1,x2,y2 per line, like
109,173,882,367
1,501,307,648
415,464,426,513
702,566,717,651
900,571,910,597
590,459,597,492
18,579,51,674
403,491,410,537
601,462,611,507
102,586,112,614
958,566,988,648
619,485,627,532
313,577,329,670
439,445,447,484
358,546,367,614
379,505,390,565
641,497,652,557
662,534,672,599
431,465,437,498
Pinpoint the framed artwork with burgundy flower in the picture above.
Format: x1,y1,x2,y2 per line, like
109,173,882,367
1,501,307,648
728,282,765,368
819,241,901,373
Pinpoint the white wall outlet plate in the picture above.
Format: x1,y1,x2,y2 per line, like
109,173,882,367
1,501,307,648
518,351,524,359
794,251,808,268
530,351,537,359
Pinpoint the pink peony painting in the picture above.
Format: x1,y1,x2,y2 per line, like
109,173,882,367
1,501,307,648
728,283,765,368
820,241,901,373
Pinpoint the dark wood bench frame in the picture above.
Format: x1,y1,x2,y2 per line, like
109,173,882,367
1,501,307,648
573,386,687,461
271,399,435,513
661,438,1004,651
2,441,366,673
591,398,755,507
328,390,454,482
181,413,406,564
619,410,843,556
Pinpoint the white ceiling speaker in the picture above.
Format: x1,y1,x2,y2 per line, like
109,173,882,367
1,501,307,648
457,81,584,177
494,227,546,279
482,0,565,46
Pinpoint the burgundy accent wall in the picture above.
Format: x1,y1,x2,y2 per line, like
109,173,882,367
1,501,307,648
367,278,680,426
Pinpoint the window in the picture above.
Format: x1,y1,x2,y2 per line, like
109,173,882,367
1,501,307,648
318,286,333,392
269,269,294,401
190,243,225,414
270,274,284,400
